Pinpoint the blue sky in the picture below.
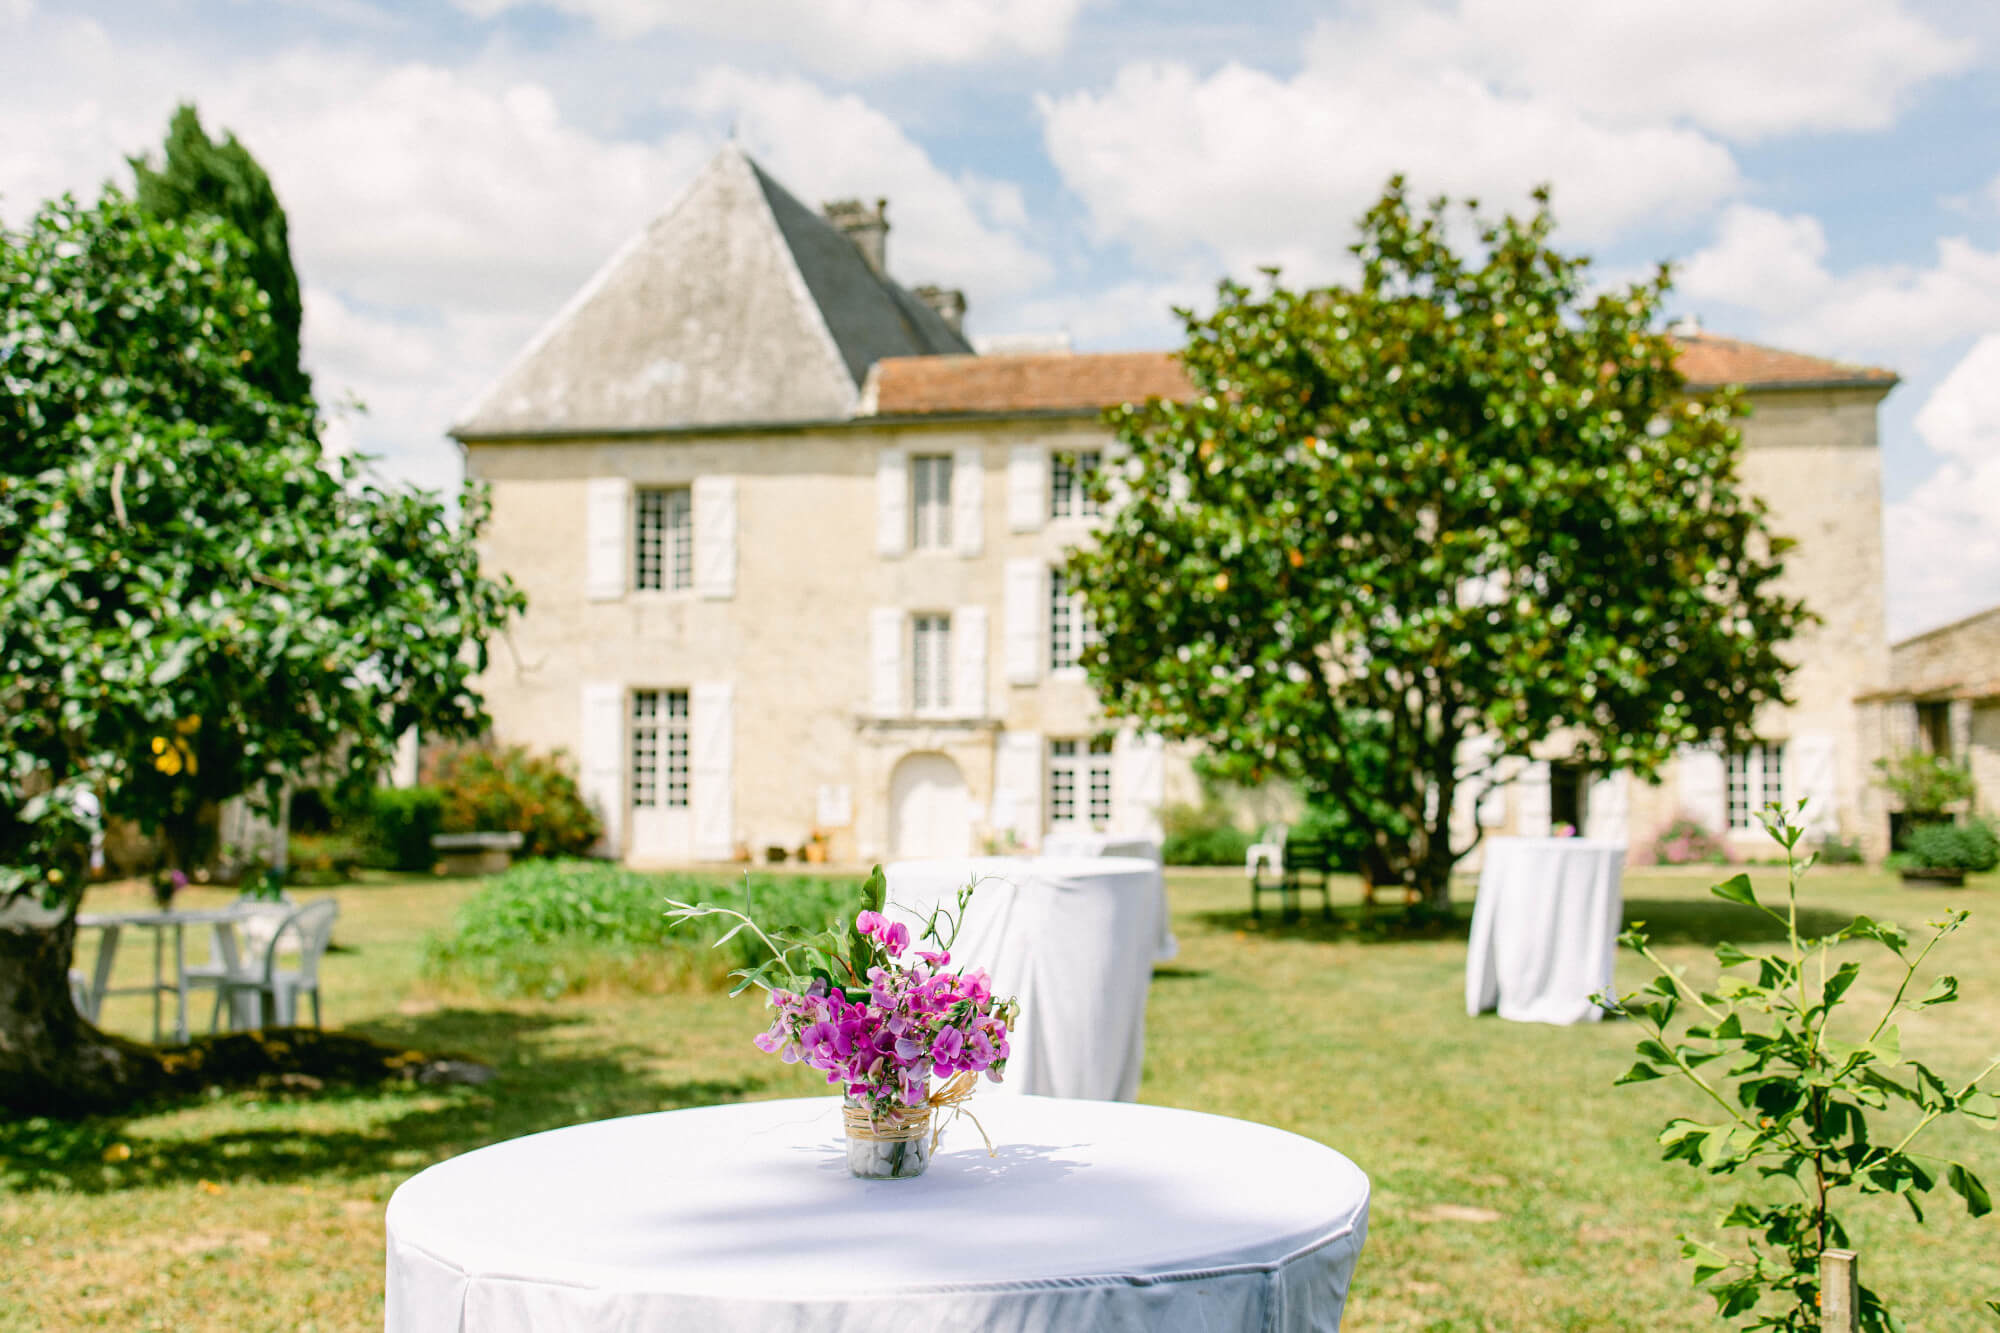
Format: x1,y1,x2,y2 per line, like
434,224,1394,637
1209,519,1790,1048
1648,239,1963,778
3,0,1996,638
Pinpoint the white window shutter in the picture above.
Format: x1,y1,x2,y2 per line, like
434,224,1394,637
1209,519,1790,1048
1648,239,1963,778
585,477,630,601
954,605,988,718
692,476,736,600
579,682,624,857
1785,733,1840,837
1585,769,1630,843
870,607,904,716
1112,732,1167,838
952,447,984,557
1677,746,1728,832
1007,445,1045,532
876,448,908,557
992,730,1043,842
1514,760,1551,837
690,682,734,861
1004,558,1042,685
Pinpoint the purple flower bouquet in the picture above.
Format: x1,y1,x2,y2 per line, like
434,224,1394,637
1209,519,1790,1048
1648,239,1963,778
666,870,1018,1180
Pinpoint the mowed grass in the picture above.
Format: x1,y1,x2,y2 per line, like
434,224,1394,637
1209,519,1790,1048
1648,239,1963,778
4,862,1997,1331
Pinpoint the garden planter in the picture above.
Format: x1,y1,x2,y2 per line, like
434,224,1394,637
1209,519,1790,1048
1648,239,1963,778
1899,867,1966,887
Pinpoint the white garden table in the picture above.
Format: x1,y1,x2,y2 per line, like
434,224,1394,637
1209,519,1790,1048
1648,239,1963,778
885,855,1163,1102
1464,837,1627,1025
385,1095,1372,1332
74,905,251,1043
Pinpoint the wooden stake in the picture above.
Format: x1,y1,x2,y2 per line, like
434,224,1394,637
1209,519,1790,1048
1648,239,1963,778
1820,1249,1858,1333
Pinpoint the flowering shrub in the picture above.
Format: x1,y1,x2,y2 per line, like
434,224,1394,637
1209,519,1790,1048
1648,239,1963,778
668,869,1019,1124
1651,815,1731,866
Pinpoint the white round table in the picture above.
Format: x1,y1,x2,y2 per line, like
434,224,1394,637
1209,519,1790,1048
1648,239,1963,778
386,1095,1371,1332
1465,837,1626,1025
886,855,1164,1101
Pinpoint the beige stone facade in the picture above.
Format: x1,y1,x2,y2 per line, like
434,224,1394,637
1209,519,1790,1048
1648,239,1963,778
1861,605,2000,825
456,147,1904,866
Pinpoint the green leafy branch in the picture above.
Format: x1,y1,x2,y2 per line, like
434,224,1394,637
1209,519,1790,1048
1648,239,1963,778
1609,801,1998,1331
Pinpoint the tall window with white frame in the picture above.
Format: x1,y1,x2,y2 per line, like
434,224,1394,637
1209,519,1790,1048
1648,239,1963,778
631,689,690,809
1048,737,1113,829
1726,741,1784,831
1049,450,1102,521
1048,569,1098,673
634,487,693,592
910,454,954,551
910,613,952,714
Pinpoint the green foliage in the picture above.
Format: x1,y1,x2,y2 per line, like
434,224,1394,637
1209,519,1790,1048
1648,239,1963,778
129,104,308,404
1814,834,1867,867
428,861,868,998
1890,819,1999,874
1069,178,1807,905
1653,817,1733,866
284,831,369,885
1874,752,1977,819
1161,801,1254,866
1613,802,1999,1331
0,190,522,906
351,787,445,874
426,745,601,859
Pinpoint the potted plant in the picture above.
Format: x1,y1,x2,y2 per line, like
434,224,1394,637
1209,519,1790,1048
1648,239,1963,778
1874,750,1976,849
1886,818,1999,887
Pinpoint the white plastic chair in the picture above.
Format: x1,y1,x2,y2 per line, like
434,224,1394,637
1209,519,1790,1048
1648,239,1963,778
190,899,340,1032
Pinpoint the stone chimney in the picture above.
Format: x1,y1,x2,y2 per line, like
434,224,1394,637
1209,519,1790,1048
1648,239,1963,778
913,284,967,335
823,197,889,276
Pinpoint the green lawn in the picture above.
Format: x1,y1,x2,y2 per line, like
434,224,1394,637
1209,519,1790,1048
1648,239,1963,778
4,863,1996,1331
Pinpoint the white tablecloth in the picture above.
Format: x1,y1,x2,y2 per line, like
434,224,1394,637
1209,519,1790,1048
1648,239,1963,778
1465,837,1626,1025
1036,830,1178,960
386,1095,1371,1333
886,855,1161,1102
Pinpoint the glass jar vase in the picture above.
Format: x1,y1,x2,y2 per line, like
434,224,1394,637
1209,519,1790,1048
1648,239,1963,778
842,1095,932,1180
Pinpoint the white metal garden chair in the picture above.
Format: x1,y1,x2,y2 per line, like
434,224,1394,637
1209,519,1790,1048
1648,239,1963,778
187,898,339,1032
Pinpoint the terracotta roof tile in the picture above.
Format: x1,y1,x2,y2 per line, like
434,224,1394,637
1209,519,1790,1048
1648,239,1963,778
1670,333,1896,391
864,334,1895,417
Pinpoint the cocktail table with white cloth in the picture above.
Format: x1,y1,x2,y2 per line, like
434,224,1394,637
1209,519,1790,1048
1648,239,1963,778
385,1095,1371,1333
1035,830,1178,960
886,855,1161,1102
1464,837,1627,1025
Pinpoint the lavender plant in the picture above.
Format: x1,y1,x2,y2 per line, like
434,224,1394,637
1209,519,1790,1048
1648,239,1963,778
1612,802,1997,1330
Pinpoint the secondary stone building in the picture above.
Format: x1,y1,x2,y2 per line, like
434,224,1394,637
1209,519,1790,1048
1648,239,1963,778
1861,605,2000,824
454,145,1903,866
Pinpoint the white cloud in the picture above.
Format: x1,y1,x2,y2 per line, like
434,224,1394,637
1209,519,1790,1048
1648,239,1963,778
450,0,1084,73
1678,205,2000,363
681,69,1053,307
1887,335,2000,636
1039,55,1741,280
1337,0,1969,143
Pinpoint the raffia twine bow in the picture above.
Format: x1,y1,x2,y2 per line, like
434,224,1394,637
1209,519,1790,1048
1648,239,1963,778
841,1070,995,1156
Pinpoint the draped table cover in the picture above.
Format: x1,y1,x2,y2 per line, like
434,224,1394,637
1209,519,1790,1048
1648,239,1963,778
1033,832,1178,961
385,1095,1371,1333
886,855,1161,1102
1465,837,1627,1025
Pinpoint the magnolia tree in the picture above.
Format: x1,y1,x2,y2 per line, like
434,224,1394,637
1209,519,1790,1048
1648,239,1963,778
0,192,521,1114
1068,180,1809,907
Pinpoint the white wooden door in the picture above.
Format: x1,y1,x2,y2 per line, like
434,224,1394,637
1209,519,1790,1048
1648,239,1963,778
889,752,972,860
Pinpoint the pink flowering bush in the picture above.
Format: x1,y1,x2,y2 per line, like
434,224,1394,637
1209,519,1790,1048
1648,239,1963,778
667,870,1018,1123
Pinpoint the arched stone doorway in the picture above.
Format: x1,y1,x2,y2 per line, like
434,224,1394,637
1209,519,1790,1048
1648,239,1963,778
889,751,972,860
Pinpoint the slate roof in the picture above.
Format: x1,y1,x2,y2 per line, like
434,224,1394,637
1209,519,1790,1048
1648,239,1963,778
864,335,1897,418
453,145,971,438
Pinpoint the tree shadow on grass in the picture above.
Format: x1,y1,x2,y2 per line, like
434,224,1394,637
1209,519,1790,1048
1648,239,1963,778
0,1007,764,1195
1193,901,1474,945
1621,898,1852,947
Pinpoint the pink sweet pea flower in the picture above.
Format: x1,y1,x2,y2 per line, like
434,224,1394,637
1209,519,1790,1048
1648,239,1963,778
931,1025,964,1066
882,921,911,956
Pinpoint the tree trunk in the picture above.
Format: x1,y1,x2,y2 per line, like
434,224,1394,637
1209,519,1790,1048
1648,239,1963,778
0,896,170,1116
